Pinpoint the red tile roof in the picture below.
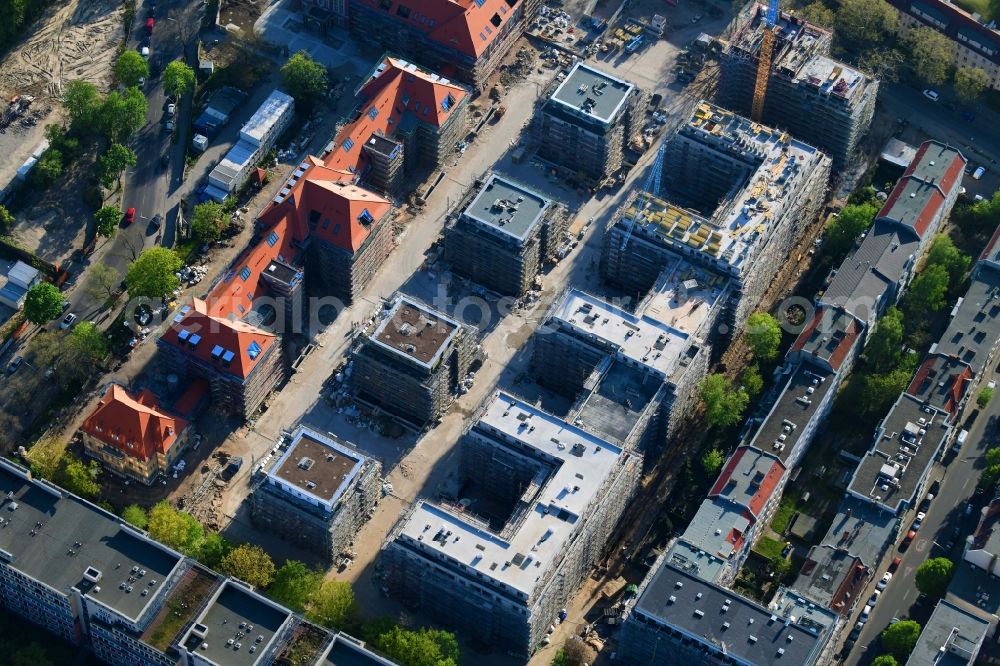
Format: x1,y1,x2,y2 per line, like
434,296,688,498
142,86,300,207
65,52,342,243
907,354,972,417
791,307,863,372
82,384,187,461
324,56,468,176
173,378,209,416
356,0,521,60
878,141,966,239
709,446,786,519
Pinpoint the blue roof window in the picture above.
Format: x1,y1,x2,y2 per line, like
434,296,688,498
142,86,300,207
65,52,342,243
343,137,355,152
247,341,262,360
266,231,279,247
442,93,456,112
239,267,252,281
368,106,379,120
358,208,374,225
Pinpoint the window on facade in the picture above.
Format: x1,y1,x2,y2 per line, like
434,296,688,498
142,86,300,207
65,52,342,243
485,25,492,35
358,208,374,225
442,93,455,112
479,31,486,41
247,341,262,360
333,223,341,235
396,3,410,17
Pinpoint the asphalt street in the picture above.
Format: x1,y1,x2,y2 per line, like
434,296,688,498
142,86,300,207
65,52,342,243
844,369,1000,664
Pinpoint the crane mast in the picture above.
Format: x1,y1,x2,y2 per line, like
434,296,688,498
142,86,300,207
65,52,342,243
750,0,779,123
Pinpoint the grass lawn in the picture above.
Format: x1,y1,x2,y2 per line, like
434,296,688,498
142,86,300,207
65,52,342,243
954,0,998,20
754,535,785,561
770,497,799,534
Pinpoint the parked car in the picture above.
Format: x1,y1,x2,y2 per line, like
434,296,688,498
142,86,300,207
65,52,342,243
7,356,22,374
61,299,70,312
888,556,902,573
913,512,926,531
868,590,881,607
150,214,161,231
166,103,175,117
141,46,150,58
929,480,941,495
124,207,135,225
974,166,987,180
145,17,154,34
848,623,863,641
860,605,871,621
877,572,893,590
901,530,917,551
59,313,78,329
923,89,940,101
164,119,174,132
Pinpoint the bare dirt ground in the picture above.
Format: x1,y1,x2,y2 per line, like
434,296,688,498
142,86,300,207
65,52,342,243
0,0,123,191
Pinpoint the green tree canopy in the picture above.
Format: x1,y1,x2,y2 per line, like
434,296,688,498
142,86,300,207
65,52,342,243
101,86,147,144
903,264,950,319
872,656,899,666
220,544,275,589
280,51,329,105
147,501,204,555
907,26,954,86
120,505,148,529
863,367,914,417
368,625,460,666
32,148,63,186
163,61,195,99
979,386,994,410
915,557,955,598
982,447,1000,486
125,247,182,299
114,50,149,88
190,201,227,244
268,560,321,612
881,620,922,662
23,436,64,479
0,204,13,234
824,203,877,260
306,580,358,629
800,1,834,28
955,66,989,103
62,80,102,132
741,363,764,399
198,532,234,569
700,373,750,429
68,321,108,366
858,47,905,84
701,448,725,476
926,234,970,291
836,0,897,45
84,263,121,301
23,282,64,324
94,205,121,239
97,143,137,190
551,639,595,666
53,455,101,498
864,306,904,372
745,312,782,360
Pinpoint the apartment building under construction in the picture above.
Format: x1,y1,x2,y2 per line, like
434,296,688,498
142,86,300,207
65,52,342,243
536,62,648,181
718,4,879,166
351,295,481,427
444,173,566,296
602,101,830,333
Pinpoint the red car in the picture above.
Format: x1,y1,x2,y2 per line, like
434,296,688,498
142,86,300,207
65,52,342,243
888,556,902,573
145,18,154,34
124,207,135,225
900,530,916,551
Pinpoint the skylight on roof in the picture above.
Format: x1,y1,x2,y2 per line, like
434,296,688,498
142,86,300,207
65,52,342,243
239,267,252,281
211,345,224,358
222,350,235,364
358,208,374,225
266,231,279,247
368,106,379,121
343,138,355,152
442,93,456,112
247,341,262,360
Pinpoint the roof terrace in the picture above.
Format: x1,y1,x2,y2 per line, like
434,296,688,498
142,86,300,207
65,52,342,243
266,427,365,512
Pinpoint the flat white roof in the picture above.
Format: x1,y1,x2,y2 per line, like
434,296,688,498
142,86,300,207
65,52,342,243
549,62,634,124
240,90,294,146
396,391,625,597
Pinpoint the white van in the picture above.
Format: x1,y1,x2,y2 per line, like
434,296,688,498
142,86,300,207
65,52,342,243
953,428,969,454
974,166,986,180
141,46,150,59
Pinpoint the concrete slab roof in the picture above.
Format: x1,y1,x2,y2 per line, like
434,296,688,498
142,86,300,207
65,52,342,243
906,599,989,666
549,62,634,125
815,498,898,569
461,173,551,243
932,264,1000,376
791,544,869,615
318,633,397,666
370,296,460,369
0,460,182,623
746,363,834,464
574,359,662,446
266,427,365,509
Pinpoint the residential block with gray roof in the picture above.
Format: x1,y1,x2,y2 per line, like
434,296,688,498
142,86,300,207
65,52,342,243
906,600,990,666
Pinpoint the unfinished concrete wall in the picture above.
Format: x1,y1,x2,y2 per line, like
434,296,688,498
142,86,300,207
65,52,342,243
536,107,625,181
445,220,542,297
662,133,757,214
530,329,606,399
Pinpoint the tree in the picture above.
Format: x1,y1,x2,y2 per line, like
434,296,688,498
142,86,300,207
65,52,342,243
872,656,899,666
97,143,137,190
190,201,227,244
68,321,108,365
771,553,792,578
125,247,182,299
198,532,234,569
824,203,877,260
85,263,121,301
268,560,321,612
915,557,955,598
280,51,329,106
800,1,834,28
907,27,954,86
53,455,101,498
741,363,764,399
955,66,989,103
551,638,596,666
163,60,195,99
0,204,13,234
147,501,204,555
701,448,725,476
23,283,64,324
220,544,275,589
700,374,750,428
979,386,994,409
306,580,357,629
114,50,149,88
121,505,148,529
865,306,904,372
101,86,147,144
863,368,914,417
836,0,897,46
32,148,63,186
369,625,460,666
94,205,121,239
881,620,922,661
62,80,102,132
745,312,782,360
903,264,950,319
857,47,905,84
926,234,970,291
23,436,64,479
981,447,1000,486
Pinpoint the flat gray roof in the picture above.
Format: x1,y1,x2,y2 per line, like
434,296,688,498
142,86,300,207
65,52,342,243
746,363,834,464
183,581,291,666
462,173,551,242
815,497,898,569
906,600,989,666
549,62,633,125
0,460,181,622
319,633,396,666
573,359,662,445
632,561,828,665
791,544,868,614
933,264,1000,376
848,393,950,514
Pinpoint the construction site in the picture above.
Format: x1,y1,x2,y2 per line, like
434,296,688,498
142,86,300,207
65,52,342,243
718,3,879,166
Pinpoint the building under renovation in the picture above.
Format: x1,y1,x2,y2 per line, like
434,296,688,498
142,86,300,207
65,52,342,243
444,173,565,296
382,391,641,658
351,295,480,427
718,4,879,166
250,427,381,563
536,62,648,181
602,101,830,332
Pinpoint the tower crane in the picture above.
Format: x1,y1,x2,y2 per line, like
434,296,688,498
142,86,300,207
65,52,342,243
750,0,779,123
619,138,667,251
